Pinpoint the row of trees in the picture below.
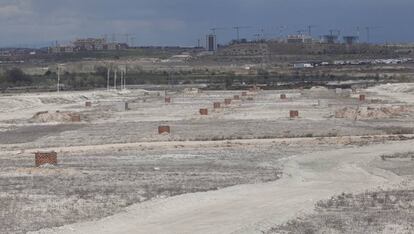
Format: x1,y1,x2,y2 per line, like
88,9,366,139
0,68,33,85
0,68,107,90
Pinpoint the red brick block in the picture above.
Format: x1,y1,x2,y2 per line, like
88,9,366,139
70,114,81,122
158,126,170,134
280,94,287,100
213,102,221,109
165,97,171,103
224,99,232,105
290,110,299,118
359,95,366,101
199,108,208,115
85,101,92,107
242,92,247,97
35,152,57,167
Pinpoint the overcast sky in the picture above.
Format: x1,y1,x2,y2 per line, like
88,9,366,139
1,0,413,47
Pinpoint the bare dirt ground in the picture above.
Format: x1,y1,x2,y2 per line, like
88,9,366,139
31,140,414,234
0,83,413,234
268,151,414,234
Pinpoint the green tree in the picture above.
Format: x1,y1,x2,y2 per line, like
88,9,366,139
6,68,32,84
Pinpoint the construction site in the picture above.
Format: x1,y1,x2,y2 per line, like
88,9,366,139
0,81,413,233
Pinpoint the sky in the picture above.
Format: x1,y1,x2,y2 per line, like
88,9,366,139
0,0,413,47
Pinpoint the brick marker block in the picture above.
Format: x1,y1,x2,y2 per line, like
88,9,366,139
359,94,366,101
290,110,299,118
85,101,92,107
165,97,171,103
70,114,81,122
213,102,221,109
242,92,247,97
199,108,208,115
158,126,170,134
224,99,232,105
35,152,57,167
233,95,240,100
280,94,287,100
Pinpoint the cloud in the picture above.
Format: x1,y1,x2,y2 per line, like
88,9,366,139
0,0,33,20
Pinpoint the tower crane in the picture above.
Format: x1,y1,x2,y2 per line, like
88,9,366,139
233,26,252,41
364,26,381,43
329,29,341,36
209,27,228,35
307,25,317,36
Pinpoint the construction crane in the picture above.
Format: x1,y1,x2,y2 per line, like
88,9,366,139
364,26,381,43
275,26,288,38
329,29,341,36
210,27,228,35
233,26,252,41
253,28,266,41
297,30,306,35
253,33,262,41
130,36,136,47
307,25,317,36
123,34,131,45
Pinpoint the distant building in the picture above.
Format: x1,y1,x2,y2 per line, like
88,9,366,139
206,34,217,52
73,38,106,51
49,37,129,53
50,45,74,53
294,63,314,69
322,35,339,44
287,35,312,44
343,36,359,45
218,43,269,57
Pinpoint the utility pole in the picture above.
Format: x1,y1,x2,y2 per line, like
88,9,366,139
123,67,127,89
365,27,371,43
114,69,117,90
130,37,136,47
107,67,111,91
124,34,131,45
120,70,123,90
57,64,60,94
111,34,117,43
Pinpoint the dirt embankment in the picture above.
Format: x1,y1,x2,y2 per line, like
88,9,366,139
335,105,412,120
30,111,81,123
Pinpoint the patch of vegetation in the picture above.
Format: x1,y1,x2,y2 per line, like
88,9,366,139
381,152,414,161
267,190,414,234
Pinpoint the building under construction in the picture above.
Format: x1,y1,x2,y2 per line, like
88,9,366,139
50,38,128,53
206,34,217,52
286,35,313,44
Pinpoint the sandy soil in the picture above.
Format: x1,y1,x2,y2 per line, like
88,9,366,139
33,140,413,234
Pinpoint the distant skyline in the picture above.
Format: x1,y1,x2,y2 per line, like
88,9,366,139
1,0,414,47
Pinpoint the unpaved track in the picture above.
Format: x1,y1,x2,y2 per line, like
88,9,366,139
2,134,412,156
33,140,412,234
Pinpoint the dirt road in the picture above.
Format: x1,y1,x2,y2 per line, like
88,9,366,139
33,140,412,234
